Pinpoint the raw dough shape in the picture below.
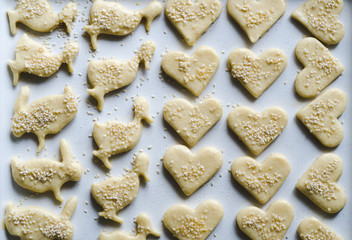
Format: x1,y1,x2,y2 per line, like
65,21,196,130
163,98,223,146
87,41,156,111
227,106,288,155
237,199,294,240
11,139,82,202
93,97,153,169
9,33,79,86
12,85,78,153
231,153,291,204
165,0,222,46
7,0,77,35
296,153,346,213
298,217,343,240
163,199,224,240
161,46,220,96
84,0,162,50
228,48,287,98
227,0,287,43
292,0,344,45
5,196,78,240
297,88,347,147
163,145,223,196
91,153,150,223
99,213,160,240
295,37,344,98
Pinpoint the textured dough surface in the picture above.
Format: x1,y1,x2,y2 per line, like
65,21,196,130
298,217,343,240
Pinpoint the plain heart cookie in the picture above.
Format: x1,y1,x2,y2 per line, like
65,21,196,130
228,48,287,98
227,0,287,43
163,199,224,240
164,98,223,146
162,46,220,96
227,106,288,155
231,153,291,204
163,145,223,196
295,37,344,98
292,0,344,45
297,88,347,147
165,0,222,46
296,153,346,213
298,217,343,240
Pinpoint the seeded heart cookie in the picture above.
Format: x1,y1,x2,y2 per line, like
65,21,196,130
297,88,347,147
165,0,222,46
228,48,287,98
227,106,288,155
295,37,344,98
227,0,287,43
161,46,220,96
298,217,343,240
237,199,294,240
231,153,291,204
292,0,344,45
163,98,223,146
163,199,224,240
163,145,223,196
296,153,346,213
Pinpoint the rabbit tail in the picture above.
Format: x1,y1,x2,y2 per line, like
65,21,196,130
59,2,77,34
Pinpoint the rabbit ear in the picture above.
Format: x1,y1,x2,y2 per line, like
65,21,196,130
60,139,73,164
60,197,78,219
14,86,30,114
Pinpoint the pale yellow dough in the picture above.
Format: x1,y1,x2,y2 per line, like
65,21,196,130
84,0,162,50
297,88,347,147
162,46,220,96
231,153,291,204
228,48,287,98
92,97,153,169
165,0,222,46
298,217,343,240
5,196,78,240
7,0,77,35
163,98,223,147
87,41,156,111
227,0,287,43
292,0,344,45
99,213,160,240
295,37,344,98
9,33,79,86
296,153,346,213
237,199,294,240
163,199,224,240
12,86,78,153
91,153,150,223
227,106,288,155
163,145,223,196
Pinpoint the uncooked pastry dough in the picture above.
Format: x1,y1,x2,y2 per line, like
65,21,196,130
163,199,224,240
298,217,343,240
163,145,223,196
296,153,346,213
12,86,78,153
165,0,222,46
297,88,347,147
163,97,223,147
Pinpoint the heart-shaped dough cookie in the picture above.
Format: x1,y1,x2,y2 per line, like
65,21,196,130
227,106,288,155
164,98,223,146
227,0,286,43
163,145,223,196
162,46,220,96
231,153,291,204
163,199,223,240
298,217,343,240
297,88,347,147
228,48,287,98
296,153,346,213
237,200,294,240
295,37,344,98
292,0,344,45
165,0,222,46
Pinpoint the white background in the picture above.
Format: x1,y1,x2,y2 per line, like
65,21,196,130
1,0,351,239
